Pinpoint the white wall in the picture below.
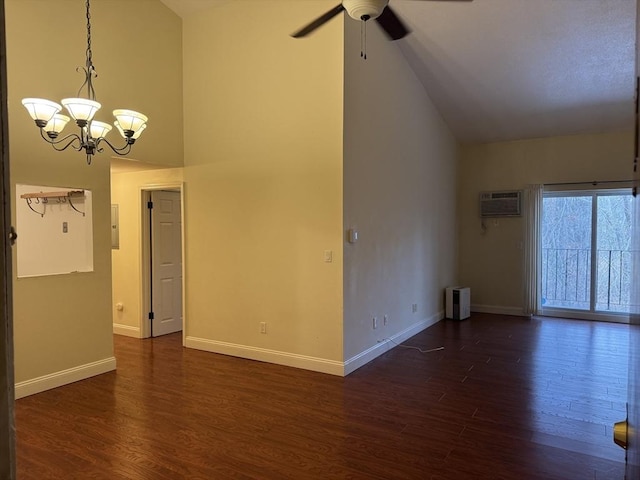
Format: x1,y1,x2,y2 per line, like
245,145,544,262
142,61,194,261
342,17,458,368
15,185,93,278
458,131,634,314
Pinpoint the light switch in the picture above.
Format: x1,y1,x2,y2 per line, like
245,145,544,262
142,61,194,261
111,204,120,249
348,228,358,244
324,250,333,263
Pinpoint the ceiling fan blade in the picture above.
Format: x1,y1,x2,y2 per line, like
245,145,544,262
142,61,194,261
375,6,410,41
291,4,345,38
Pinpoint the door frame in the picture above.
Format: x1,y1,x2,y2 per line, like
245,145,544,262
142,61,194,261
140,183,185,342
628,2,640,471
0,0,15,475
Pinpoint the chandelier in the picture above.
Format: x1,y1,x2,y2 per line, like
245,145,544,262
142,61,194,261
21,0,148,165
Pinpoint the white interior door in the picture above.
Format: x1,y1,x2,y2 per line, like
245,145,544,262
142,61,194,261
150,190,182,337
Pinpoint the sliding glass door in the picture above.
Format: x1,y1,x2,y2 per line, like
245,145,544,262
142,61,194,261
541,189,633,319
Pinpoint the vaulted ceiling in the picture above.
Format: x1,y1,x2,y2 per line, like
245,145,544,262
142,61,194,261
160,0,637,145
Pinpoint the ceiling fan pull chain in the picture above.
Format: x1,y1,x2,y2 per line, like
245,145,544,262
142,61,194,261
364,20,367,59
360,19,368,60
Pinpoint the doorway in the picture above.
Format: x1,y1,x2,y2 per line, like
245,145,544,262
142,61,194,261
142,188,184,338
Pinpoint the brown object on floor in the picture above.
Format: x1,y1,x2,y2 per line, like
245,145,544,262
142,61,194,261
16,314,630,479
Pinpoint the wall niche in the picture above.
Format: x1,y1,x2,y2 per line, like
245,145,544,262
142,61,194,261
16,184,93,278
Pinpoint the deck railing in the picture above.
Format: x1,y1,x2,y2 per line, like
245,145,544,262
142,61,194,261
541,248,632,312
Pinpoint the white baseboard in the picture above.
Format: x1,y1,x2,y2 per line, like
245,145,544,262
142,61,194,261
343,311,444,376
471,304,526,317
113,323,141,338
185,336,344,376
186,312,444,377
15,357,117,399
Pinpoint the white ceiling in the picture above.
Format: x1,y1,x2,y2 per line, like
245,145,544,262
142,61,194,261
160,0,637,145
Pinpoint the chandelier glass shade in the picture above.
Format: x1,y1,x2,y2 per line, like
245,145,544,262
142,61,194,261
21,0,148,165
61,98,101,124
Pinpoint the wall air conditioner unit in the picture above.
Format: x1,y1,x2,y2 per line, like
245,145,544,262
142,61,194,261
480,191,522,217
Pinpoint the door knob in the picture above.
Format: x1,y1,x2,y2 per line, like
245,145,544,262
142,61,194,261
8,226,17,246
613,419,628,450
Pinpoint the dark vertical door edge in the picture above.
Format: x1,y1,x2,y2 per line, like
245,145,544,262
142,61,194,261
0,0,16,477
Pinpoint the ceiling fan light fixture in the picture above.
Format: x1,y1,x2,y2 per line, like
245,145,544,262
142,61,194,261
343,0,388,21
292,0,471,41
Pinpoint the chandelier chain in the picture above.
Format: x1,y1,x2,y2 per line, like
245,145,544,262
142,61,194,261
78,0,97,100
86,0,92,69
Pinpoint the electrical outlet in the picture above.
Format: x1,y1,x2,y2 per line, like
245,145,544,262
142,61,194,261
260,322,267,334
383,315,388,326
412,303,418,313
372,317,377,329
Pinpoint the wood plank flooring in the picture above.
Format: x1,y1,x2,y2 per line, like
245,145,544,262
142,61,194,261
15,314,633,479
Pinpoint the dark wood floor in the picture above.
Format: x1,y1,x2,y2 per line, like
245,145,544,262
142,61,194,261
16,314,633,479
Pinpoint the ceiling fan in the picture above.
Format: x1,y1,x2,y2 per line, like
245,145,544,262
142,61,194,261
292,0,473,41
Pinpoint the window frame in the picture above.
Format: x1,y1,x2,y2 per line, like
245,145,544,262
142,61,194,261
541,187,633,323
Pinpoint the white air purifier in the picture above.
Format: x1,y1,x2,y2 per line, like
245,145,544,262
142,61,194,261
445,287,470,320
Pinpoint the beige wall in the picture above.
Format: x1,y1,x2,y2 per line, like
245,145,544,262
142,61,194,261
458,131,634,313
6,0,182,392
342,15,458,364
111,167,184,338
181,1,345,372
